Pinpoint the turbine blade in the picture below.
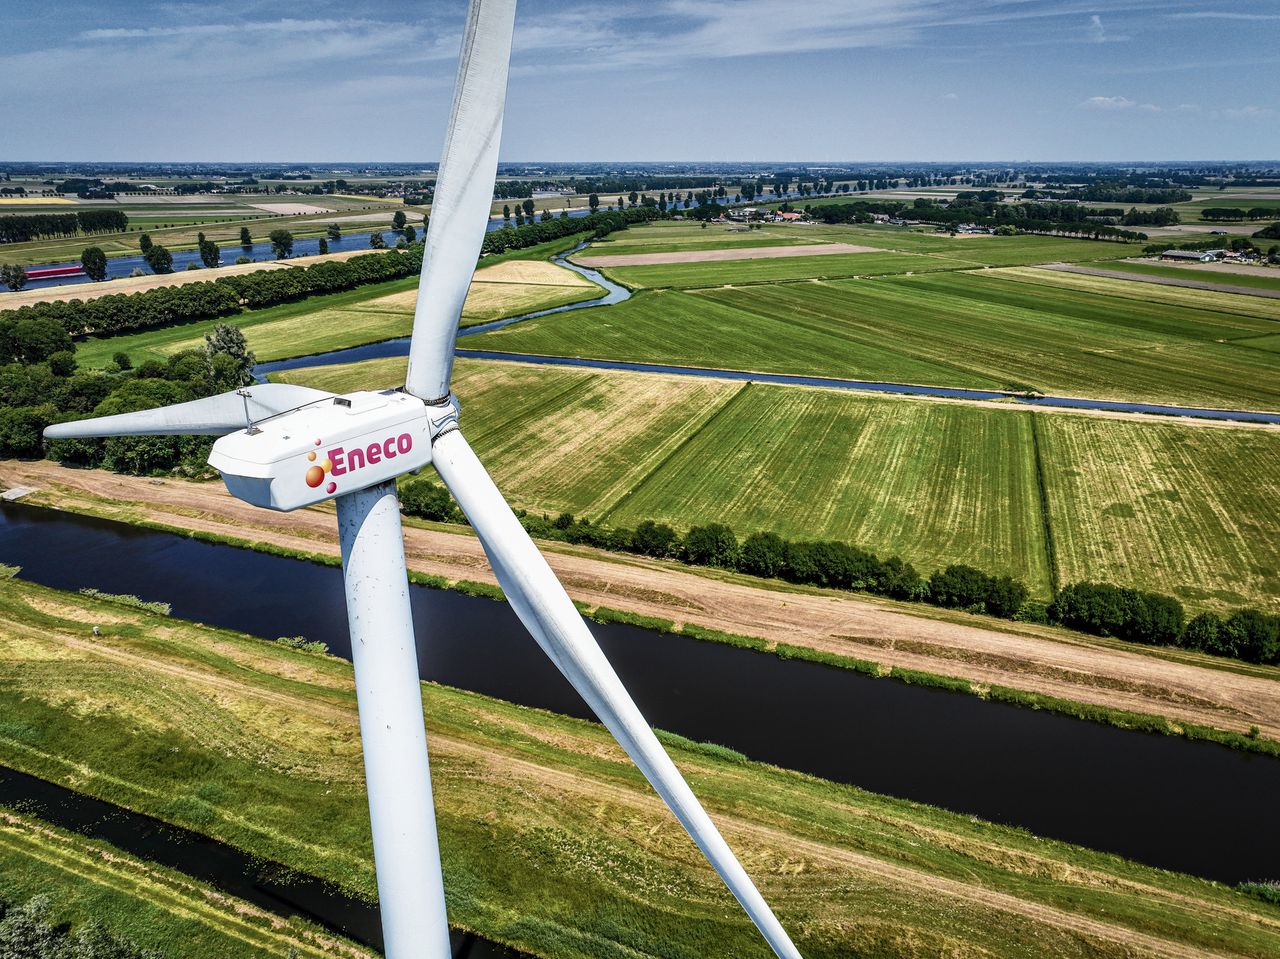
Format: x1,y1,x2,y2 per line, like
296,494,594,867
43,384,333,439
432,428,803,959
405,0,517,403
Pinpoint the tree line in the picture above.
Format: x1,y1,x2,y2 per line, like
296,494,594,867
804,201,1148,242
1200,207,1279,221
0,210,130,243
7,247,424,338
399,478,1279,666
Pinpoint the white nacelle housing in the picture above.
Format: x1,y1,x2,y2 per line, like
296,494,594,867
208,390,433,511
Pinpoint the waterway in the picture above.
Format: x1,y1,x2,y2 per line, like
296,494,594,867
2,501,1277,885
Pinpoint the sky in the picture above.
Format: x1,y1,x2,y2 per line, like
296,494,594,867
3,0,1277,163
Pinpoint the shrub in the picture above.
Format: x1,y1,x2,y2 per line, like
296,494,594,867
683,523,739,568
399,476,460,523
631,519,678,558
738,531,787,578
1221,608,1280,664
928,564,995,611
1048,581,1184,646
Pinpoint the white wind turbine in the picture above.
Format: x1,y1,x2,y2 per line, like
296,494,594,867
45,2,803,957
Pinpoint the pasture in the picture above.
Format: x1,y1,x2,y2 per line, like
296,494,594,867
468,268,1280,409
276,357,1279,609
2,578,1276,959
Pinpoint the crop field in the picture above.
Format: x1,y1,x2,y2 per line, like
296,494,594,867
75,254,600,367
1039,416,1280,611
278,357,1279,608
0,809,365,958
468,269,1280,409
2,579,1277,959
604,384,1053,589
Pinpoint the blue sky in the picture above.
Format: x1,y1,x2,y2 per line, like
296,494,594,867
4,1,1277,162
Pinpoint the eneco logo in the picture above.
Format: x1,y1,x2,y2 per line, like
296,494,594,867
304,434,415,494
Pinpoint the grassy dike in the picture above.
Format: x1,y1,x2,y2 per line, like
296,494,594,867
0,808,372,958
28,486,1280,761
2,578,1279,958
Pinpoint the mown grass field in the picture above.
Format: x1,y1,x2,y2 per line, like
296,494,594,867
277,358,1279,609
0,808,369,958
1039,416,1280,610
2,579,1277,959
469,266,1280,409
75,243,600,367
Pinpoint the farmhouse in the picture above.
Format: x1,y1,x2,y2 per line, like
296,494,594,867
1159,250,1216,262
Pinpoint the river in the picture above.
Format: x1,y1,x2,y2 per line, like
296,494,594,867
1,501,1277,886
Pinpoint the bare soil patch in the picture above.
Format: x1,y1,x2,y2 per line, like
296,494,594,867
4,460,1278,741
574,243,881,267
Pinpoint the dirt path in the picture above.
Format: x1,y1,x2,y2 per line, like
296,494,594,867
572,242,881,267
5,461,1279,741
1041,263,1280,299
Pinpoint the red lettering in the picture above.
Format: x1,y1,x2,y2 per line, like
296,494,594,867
397,433,412,455
328,448,346,476
348,446,366,471
367,443,382,465
382,437,396,459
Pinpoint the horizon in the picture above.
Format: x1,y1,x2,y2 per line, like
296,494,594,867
5,0,1277,164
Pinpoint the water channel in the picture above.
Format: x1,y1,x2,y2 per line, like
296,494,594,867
2,501,1277,887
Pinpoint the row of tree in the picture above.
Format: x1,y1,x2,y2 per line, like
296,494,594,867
1050,582,1278,665
0,210,129,244
7,247,423,338
1199,207,1278,221
398,478,1277,667
479,206,670,257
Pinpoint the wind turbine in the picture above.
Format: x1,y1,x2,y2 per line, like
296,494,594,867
45,1,803,957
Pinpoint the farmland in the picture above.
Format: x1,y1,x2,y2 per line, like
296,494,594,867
2,577,1277,959
1079,259,1280,293
468,263,1280,409
275,357,1280,610
74,249,600,368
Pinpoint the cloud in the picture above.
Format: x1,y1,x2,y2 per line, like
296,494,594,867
1082,95,1137,110
941,92,960,100
1169,11,1280,21
1223,105,1274,119
1087,14,1106,43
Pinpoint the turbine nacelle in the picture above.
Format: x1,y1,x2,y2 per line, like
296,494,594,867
209,390,443,512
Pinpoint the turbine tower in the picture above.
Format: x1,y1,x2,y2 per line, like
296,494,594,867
45,2,803,957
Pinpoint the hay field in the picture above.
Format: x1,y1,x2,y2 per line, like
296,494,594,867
1040,416,1280,611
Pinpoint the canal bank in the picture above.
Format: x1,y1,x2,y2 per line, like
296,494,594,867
2,500,1278,885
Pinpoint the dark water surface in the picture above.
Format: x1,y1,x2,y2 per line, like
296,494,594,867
2,502,1278,885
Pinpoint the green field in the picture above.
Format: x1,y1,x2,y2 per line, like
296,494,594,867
467,267,1280,409
1039,416,1280,609
3,578,1277,959
277,358,1280,610
0,808,366,958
